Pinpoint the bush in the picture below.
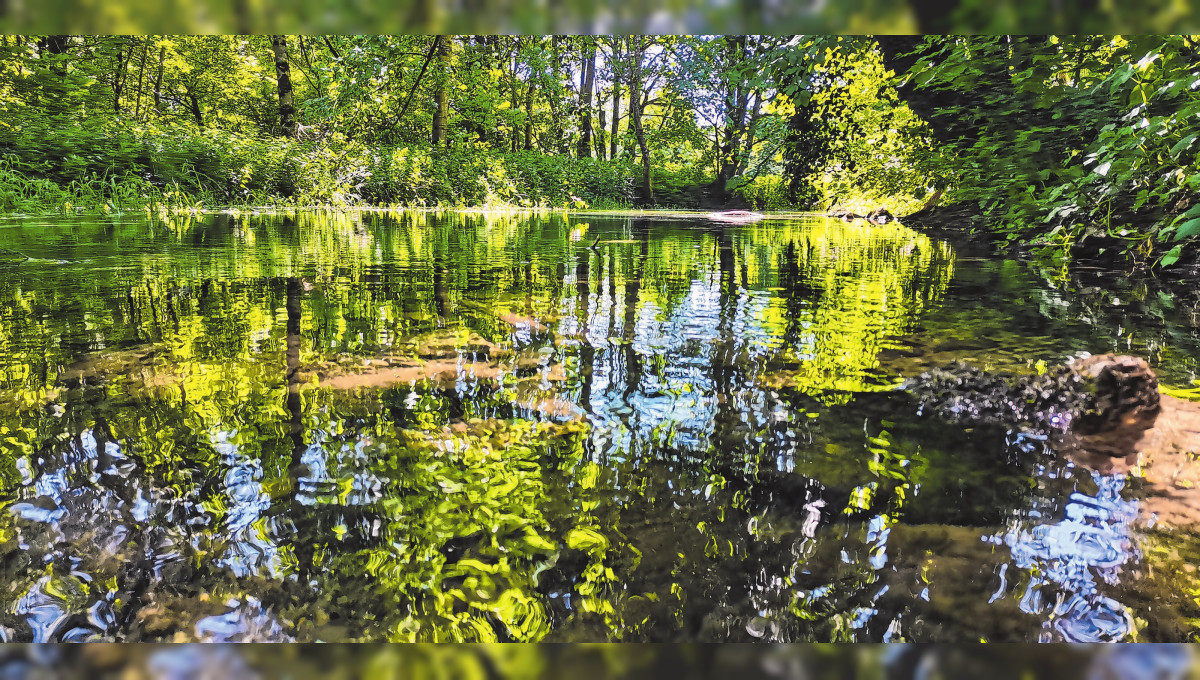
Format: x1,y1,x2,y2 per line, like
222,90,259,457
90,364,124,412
0,117,648,212
732,174,792,211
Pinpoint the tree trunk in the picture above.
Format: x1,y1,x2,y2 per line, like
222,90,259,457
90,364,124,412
610,40,621,160
523,69,534,151
431,35,451,146
113,39,129,114
187,90,204,128
509,41,520,152
628,37,652,204
596,104,608,160
713,36,751,201
577,38,596,158
153,45,165,112
270,35,297,138
549,36,568,154
133,40,147,120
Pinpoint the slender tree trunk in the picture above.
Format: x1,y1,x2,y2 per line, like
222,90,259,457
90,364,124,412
575,247,594,411
113,39,129,114
390,38,438,138
187,90,204,128
297,36,323,98
322,36,341,59
431,35,451,146
283,276,318,583
714,36,750,201
153,45,165,112
133,40,147,120
523,71,534,151
550,36,568,154
509,44,520,152
620,229,649,403
270,35,297,138
577,38,596,158
610,41,621,160
628,38,652,204
596,104,607,160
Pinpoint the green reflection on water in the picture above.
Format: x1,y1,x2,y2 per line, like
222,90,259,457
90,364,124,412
0,209,1197,642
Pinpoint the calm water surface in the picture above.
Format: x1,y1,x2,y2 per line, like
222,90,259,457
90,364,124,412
0,210,1198,642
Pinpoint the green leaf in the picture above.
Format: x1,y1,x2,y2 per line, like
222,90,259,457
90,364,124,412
1160,245,1182,266
1174,217,1200,240
1178,204,1200,220
1170,133,1197,155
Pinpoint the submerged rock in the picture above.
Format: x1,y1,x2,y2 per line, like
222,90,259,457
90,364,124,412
908,354,1161,456
912,354,1200,532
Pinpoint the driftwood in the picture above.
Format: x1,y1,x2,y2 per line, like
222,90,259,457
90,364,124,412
826,206,894,224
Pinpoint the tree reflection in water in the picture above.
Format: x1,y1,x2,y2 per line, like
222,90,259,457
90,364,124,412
0,210,1198,642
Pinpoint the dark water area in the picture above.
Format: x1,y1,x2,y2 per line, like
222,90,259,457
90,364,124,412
0,209,1198,644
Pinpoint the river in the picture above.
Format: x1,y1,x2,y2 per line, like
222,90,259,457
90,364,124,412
0,209,1197,642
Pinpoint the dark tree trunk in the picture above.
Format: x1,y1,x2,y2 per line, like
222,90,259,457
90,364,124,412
187,90,204,128
628,38,652,204
610,40,621,160
431,35,451,146
133,40,147,119
596,104,608,160
524,48,535,151
621,228,649,403
270,35,297,138
509,42,520,153
575,247,594,412
112,39,130,114
713,36,751,202
577,39,596,158
549,36,568,154
153,45,165,112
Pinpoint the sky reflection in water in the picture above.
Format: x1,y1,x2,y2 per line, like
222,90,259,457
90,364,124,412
0,210,1197,642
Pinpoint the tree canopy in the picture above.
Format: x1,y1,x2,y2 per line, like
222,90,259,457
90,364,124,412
1,34,1198,268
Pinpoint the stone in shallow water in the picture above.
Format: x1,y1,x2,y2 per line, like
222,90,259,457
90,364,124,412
908,354,1162,456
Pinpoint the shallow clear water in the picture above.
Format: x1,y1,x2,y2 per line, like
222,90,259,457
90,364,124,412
0,209,1198,642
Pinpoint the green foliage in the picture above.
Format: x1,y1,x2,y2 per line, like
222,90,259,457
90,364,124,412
5,32,1199,244
0,35,741,212
732,174,790,211
902,36,1200,265
0,117,646,210
769,38,932,212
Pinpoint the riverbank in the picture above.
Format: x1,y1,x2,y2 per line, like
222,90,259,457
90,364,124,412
0,120,799,215
902,201,1200,279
